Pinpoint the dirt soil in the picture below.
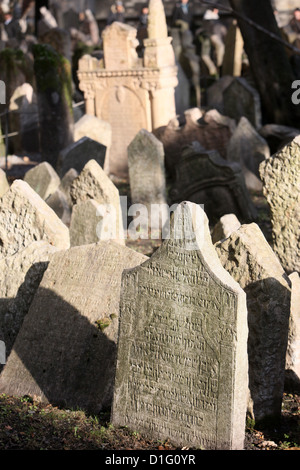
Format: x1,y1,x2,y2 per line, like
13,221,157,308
0,392,299,451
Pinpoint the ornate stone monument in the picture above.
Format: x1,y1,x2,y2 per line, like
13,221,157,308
77,0,178,179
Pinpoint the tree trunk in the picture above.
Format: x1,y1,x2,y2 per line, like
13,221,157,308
228,0,300,128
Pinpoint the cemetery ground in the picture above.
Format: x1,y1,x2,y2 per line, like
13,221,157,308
0,176,299,451
0,391,299,451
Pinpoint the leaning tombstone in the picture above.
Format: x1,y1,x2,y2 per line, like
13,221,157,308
112,201,249,450
24,161,60,200
0,179,70,259
0,241,59,361
0,241,147,413
259,135,300,274
57,136,107,177
285,272,300,392
215,223,291,424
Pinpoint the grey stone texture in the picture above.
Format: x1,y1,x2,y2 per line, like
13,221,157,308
70,159,125,244
259,136,300,274
0,241,59,359
24,161,60,200
285,272,300,392
0,180,70,259
0,241,147,413
215,223,291,424
112,202,248,450
227,117,270,192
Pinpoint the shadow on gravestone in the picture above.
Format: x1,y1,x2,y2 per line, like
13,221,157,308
0,286,117,414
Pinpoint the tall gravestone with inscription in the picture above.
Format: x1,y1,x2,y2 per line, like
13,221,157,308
112,202,249,450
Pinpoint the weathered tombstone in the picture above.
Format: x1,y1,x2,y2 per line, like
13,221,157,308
227,117,270,192
57,136,106,177
0,241,59,360
33,44,74,168
112,202,249,450
170,142,257,225
128,129,167,233
215,223,291,424
58,167,78,206
70,198,124,247
285,272,300,392
24,161,60,200
0,168,9,197
259,136,300,274
211,213,241,244
0,179,70,259
153,108,236,178
223,77,262,129
73,114,112,174
0,241,147,413
70,159,125,244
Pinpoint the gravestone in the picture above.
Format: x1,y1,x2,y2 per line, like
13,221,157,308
227,117,270,192
259,136,300,274
70,198,124,247
215,223,291,424
57,136,106,177
223,77,262,129
170,142,257,225
128,129,166,206
153,108,236,178
58,167,78,206
0,241,59,360
24,161,61,200
0,241,147,413
70,160,125,244
0,168,9,197
73,114,112,173
112,202,248,450
285,272,300,392
0,180,70,259
211,213,241,244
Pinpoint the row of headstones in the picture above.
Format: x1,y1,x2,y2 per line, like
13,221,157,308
1,103,299,275
0,146,299,448
0,194,298,450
